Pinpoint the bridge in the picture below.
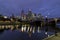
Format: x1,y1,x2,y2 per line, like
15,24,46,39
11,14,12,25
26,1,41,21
47,18,60,23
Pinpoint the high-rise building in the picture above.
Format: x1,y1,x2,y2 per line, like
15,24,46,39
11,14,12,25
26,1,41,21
11,13,15,18
32,13,37,21
36,13,42,20
21,10,27,21
27,9,33,20
21,10,24,17
10,14,15,22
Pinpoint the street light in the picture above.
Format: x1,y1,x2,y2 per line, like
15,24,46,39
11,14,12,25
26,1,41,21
54,18,58,25
54,18,58,36
45,13,50,36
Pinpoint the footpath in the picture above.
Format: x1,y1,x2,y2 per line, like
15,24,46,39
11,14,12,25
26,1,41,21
43,32,60,40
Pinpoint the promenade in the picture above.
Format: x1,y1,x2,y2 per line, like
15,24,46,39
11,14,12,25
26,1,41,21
43,32,60,40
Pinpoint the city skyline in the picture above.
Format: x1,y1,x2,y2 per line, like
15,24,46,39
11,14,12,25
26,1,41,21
0,0,60,18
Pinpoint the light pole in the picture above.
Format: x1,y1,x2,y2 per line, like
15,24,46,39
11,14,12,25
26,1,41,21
45,15,48,36
54,18,58,36
54,18,57,25
45,13,50,37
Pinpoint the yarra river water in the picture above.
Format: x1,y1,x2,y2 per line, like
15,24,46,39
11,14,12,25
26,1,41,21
0,24,59,40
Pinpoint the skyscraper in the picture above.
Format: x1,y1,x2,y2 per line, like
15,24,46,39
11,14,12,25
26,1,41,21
27,9,32,20
21,10,24,17
21,10,27,21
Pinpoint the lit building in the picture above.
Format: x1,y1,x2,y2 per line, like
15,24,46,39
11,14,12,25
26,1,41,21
4,16,8,19
36,13,43,21
21,10,27,21
31,13,37,21
27,9,33,20
10,14,15,22
0,15,11,22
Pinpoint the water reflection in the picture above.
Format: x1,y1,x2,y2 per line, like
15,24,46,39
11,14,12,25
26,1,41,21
0,24,56,40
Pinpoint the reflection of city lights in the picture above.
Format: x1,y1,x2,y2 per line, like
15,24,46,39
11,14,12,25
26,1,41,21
2,26,4,29
37,27,40,33
11,26,14,30
21,26,26,32
30,27,32,32
25,25,26,27
48,35,50,37
32,30,35,33
24,27,26,31
21,27,24,32
0,26,1,29
11,18,13,21
27,27,30,32
32,27,35,33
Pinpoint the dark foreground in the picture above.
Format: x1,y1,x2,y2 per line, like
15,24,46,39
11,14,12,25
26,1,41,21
0,26,55,40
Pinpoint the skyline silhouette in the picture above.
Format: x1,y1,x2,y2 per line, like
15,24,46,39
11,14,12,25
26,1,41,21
0,0,60,18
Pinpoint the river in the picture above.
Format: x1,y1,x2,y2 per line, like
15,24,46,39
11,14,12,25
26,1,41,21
0,24,59,40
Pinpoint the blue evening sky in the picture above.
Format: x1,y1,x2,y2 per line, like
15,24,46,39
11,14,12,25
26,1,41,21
0,0,60,18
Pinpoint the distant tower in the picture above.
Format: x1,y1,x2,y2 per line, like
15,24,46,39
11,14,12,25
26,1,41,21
21,10,24,17
28,9,32,14
27,9,32,19
11,13,15,18
21,10,27,20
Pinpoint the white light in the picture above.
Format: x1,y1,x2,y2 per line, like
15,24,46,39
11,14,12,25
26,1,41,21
45,32,48,35
48,35,50,37
30,27,32,32
32,30,35,33
21,27,24,32
4,16,7,18
45,16,48,18
27,27,30,32
32,27,35,33
24,27,26,31
37,27,40,33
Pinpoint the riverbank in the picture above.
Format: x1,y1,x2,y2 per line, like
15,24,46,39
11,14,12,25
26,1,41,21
43,32,60,40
